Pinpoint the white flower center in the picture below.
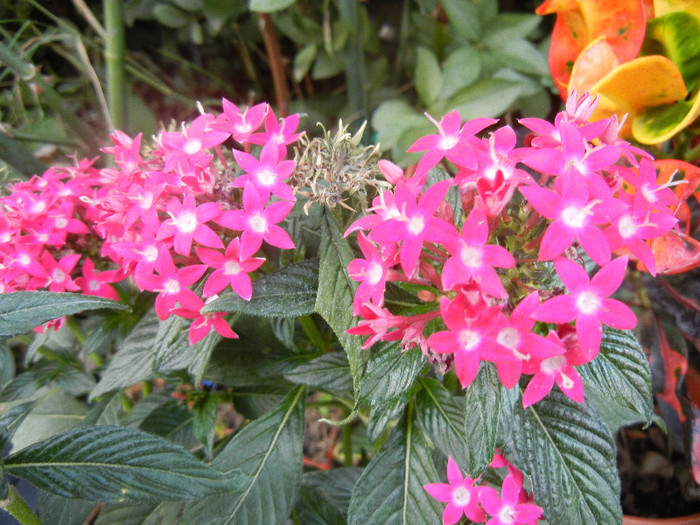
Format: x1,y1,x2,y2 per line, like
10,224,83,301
541,355,565,374
367,263,383,285
176,212,198,234
459,329,480,351
618,215,637,239
224,260,241,275
452,486,470,506
576,291,600,315
249,214,268,233
55,217,68,229
163,278,180,295
498,505,516,524
561,205,587,229
52,268,66,282
497,327,519,350
460,246,482,268
183,138,202,155
407,215,424,236
143,246,158,263
257,169,277,186
440,135,458,151
88,280,101,291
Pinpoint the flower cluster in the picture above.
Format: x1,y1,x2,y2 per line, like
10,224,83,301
346,91,678,407
424,454,543,525
0,100,302,343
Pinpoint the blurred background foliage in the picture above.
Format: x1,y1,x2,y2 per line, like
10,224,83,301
0,0,554,180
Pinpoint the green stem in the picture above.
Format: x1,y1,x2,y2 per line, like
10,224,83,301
342,415,353,467
121,393,133,412
336,0,368,127
0,485,43,525
142,380,152,399
65,317,87,345
103,0,127,131
298,315,327,352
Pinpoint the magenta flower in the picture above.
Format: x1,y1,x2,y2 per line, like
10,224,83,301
424,456,486,525
40,252,81,293
75,258,120,300
368,180,458,277
348,232,389,315
231,140,296,201
441,207,514,297
216,183,295,260
172,294,238,345
479,474,544,525
215,99,267,143
156,193,223,256
520,173,615,265
533,256,637,359
247,109,303,156
196,237,265,299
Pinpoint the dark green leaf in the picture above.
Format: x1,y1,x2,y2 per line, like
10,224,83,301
203,260,318,318
151,313,192,373
180,385,306,524
38,492,95,525
0,399,38,450
367,396,406,443
95,503,159,525
463,362,517,476
416,378,470,464
348,410,442,525
502,390,621,524
357,342,423,409
294,44,318,82
153,4,189,28
295,468,362,525
0,292,129,338
579,328,653,430
442,0,481,40
122,392,196,449
193,393,218,460
483,13,541,45
81,393,123,427
5,425,243,503
284,352,353,392
315,209,365,390
0,343,14,389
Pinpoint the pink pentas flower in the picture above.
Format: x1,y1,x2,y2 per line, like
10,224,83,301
368,180,458,277
408,111,497,180
345,301,406,349
533,256,637,360
215,99,267,143
40,252,81,292
247,108,303,155
348,232,389,315
483,292,565,389
75,258,120,300
479,473,544,525
196,237,265,299
441,207,514,297
424,456,486,525
159,114,229,164
520,173,616,265
172,294,238,345
156,193,223,256
216,182,295,260
231,140,296,201
135,247,207,320
521,329,584,407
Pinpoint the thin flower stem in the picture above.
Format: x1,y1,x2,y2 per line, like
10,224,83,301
299,315,328,352
0,485,43,525
342,417,353,467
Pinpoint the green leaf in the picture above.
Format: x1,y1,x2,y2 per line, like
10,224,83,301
347,408,442,525
294,468,362,524
578,328,653,430
0,292,129,338
0,343,14,390
249,0,296,13
9,388,87,453
152,4,190,28
367,396,406,443
95,503,160,525
90,310,161,399
315,209,365,390
463,362,517,476
38,492,95,525
203,260,318,317
284,352,353,392
440,46,481,99
371,99,426,153
357,343,424,409
482,13,541,45
81,393,123,427
294,44,318,83
415,378,469,465
122,391,196,449
312,51,347,79
415,47,442,106
488,39,549,76
180,385,306,524
502,390,621,524
173,0,204,11
4,425,243,503
193,393,218,460
442,0,481,41
434,78,522,120
151,313,192,373
0,399,38,450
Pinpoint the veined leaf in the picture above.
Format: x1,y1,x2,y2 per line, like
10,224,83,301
579,328,653,430
180,385,306,525
4,425,244,503
38,492,96,525
502,389,621,524
295,468,362,525
202,259,318,317
357,342,423,409
347,407,442,525
0,292,129,338
415,47,441,106
315,209,365,391
284,352,353,392
94,503,160,525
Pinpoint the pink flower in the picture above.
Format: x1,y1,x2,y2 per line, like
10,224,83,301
247,109,303,155
172,294,238,344
520,173,614,265
348,232,389,315
441,208,514,297
196,238,265,299
533,257,637,359
75,258,120,300
424,457,486,525
156,193,223,256
231,140,296,201
479,474,544,525
216,183,295,260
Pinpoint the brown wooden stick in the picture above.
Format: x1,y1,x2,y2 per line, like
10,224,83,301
258,13,289,117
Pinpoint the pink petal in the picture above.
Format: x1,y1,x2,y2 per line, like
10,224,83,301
578,225,611,266
424,483,452,503
454,350,480,388
522,371,555,408
230,273,254,301
203,271,229,297
194,224,225,250
519,185,560,219
538,221,575,261
554,258,590,293
576,314,603,358
212,317,238,339
263,225,295,250
446,457,463,486
599,298,637,329
533,295,578,324
442,502,464,525
590,256,628,297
